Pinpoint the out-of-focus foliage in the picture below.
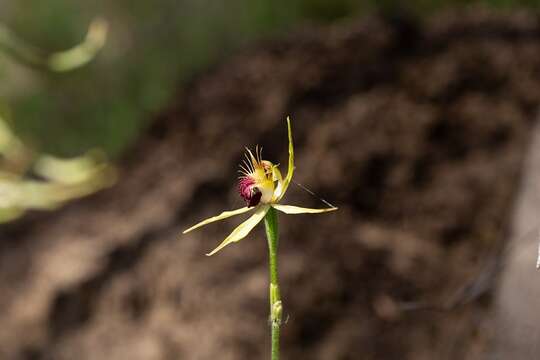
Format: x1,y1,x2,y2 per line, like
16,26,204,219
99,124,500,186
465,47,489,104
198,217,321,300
0,0,538,223
1,0,539,158
0,18,107,72
0,114,115,223
0,18,115,223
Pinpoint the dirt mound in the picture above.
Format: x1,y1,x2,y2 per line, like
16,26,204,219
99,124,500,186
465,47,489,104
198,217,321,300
2,9,540,360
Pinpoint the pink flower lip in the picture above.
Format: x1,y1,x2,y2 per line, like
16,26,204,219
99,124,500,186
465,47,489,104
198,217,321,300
238,177,261,207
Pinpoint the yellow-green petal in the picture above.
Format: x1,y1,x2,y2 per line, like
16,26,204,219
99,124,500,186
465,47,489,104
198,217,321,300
270,165,283,202
271,204,338,214
276,117,295,201
183,207,253,234
206,205,270,256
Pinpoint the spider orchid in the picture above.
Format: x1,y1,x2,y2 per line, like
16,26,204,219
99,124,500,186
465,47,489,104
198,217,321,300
183,117,337,256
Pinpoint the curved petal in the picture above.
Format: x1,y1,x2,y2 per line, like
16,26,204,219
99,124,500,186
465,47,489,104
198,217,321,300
183,207,253,234
206,205,270,256
271,204,338,214
276,117,295,201
270,165,283,202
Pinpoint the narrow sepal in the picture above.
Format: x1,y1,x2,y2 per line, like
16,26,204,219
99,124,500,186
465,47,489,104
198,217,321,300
271,204,338,214
183,207,253,234
206,205,270,256
276,116,295,201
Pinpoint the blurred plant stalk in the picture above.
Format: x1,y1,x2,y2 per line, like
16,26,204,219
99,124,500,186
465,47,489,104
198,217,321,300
0,18,108,72
0,18,115,223
0,114,116,222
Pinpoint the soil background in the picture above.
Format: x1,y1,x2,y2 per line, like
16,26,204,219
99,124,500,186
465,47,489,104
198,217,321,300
2,9,540,360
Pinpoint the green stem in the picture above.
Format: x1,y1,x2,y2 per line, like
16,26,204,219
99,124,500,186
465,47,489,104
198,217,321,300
264,207,282,360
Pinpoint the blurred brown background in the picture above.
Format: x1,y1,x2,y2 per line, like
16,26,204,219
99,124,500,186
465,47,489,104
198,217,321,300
2,2,540,360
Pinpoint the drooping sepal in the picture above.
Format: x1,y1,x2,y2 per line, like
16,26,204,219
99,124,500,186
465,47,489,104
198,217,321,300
206,205,270,256
183,207,253,234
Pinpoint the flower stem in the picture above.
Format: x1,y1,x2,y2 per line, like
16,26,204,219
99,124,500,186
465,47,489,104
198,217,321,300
264,207,282,360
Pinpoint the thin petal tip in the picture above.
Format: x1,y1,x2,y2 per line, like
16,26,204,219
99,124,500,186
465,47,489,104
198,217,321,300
206,247,222,256
317,206,338,213
182,226,196,234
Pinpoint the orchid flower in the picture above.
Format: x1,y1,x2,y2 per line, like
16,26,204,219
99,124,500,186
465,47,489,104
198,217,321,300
183,117,337,256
